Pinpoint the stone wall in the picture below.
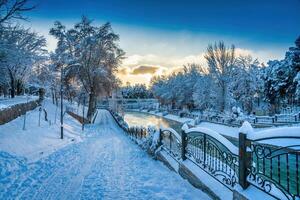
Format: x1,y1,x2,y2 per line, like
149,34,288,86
0,99,41,125
66,111,90,124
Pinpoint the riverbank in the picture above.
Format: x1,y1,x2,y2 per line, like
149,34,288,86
125,109,267,140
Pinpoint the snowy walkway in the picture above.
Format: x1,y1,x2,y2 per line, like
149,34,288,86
0,110,210,200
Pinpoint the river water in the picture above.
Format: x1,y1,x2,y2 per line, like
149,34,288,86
124,111,182,133
124,111,239,146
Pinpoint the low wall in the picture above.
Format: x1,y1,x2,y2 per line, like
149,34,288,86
156,150,225,200
66,111,90,124
0,99,41,125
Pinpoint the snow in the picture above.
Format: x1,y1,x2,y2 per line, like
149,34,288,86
0,99,83,162
164,114,194,124
181,123,189,131
150,128,160,150
182,159,233,200
185,127,238,154
0,96,39,110
136,110,265,139
234,184,276,200
160,150,180,172
239,121,254,135
247,126,300,147
161,127,182,142
0,109,211,199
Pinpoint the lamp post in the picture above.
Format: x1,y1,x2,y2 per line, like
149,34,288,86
82,95,85,131
60,64,64,139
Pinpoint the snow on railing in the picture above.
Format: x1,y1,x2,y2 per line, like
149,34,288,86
239,122,300,200
112,108,300,200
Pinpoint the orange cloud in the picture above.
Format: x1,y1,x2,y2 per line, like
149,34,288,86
131,65,159,75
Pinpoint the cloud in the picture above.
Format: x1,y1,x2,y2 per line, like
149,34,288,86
131,65,159,75
118,67,129,75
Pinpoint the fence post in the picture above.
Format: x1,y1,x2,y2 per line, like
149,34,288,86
181,130,187,161
158,129,162,147
239,132,250,189
203,134,207,167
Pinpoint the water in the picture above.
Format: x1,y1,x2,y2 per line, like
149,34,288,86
124,111,182,133
124,111,239,145
123,111,299,198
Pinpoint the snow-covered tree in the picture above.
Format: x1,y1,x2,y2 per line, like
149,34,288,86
0,25,47,97
262,35,300,113
193,75,220,111
121,84,153,99
204,41,235,112
0,0,35,25
229,55,263,114
50,16,125,120
151,64,202,109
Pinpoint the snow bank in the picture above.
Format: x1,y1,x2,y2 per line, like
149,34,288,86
0,99,83,162
0,96,39,111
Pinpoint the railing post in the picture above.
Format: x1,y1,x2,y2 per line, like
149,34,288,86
239,132,250,189
181,129,187,161
203,134,207,167
158,128,162,147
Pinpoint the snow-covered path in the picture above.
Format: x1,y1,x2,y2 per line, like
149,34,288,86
0,110,210,200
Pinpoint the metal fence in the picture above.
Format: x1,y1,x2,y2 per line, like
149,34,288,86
160,127,300,199
245,134,300,200
109,108,300,200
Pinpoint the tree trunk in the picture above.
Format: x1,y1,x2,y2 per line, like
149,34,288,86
55,92,58,106
87,91,97,121
16,80,23,95
10,79,15,98
220,83,226,112
51,88,55,104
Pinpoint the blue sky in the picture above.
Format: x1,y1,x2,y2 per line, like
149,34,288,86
26,0,300,85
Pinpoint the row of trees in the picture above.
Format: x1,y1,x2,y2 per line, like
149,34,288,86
263,37,300,112
120,84,153,99
151,37,300,115
0,1,125,121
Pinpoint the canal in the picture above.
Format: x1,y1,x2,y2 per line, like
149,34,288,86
124,111,239,146
124,111,182,133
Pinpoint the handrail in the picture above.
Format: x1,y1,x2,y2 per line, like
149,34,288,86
185,127,238,155
160,127,182,143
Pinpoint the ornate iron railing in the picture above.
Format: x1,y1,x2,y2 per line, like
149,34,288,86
245,134,300,200
108,108,300,199
160,128,182,161
128,126,148,139
184,128,239,190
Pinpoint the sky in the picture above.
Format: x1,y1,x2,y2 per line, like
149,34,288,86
25,0,300,86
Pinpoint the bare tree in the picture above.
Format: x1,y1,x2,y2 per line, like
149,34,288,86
204,41,235,112
0,0,35,24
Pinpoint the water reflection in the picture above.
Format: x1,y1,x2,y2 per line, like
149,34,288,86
124,111,182,133
124,111,238,146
